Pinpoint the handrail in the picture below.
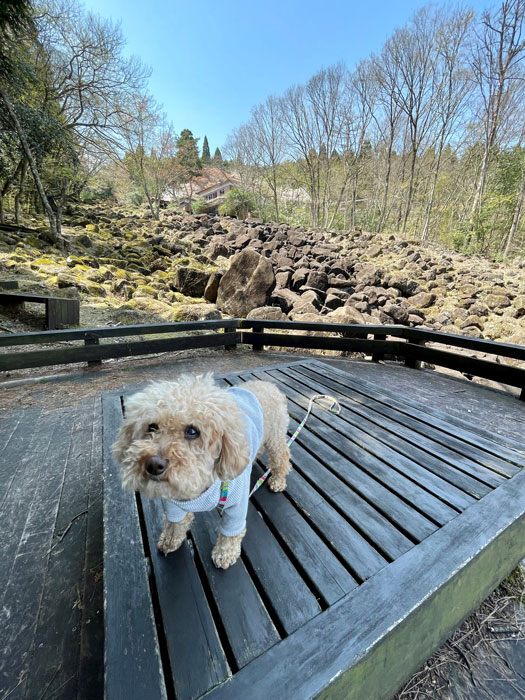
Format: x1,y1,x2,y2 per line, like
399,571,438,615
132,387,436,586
0,319,240,347
0,319,523,398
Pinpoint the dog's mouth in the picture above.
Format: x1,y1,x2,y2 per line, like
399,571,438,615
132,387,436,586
145,472,167,482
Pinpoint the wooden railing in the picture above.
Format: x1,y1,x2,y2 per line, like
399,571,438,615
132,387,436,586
0,319,523,398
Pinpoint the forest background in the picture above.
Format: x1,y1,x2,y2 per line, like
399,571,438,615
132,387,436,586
1,0,525,259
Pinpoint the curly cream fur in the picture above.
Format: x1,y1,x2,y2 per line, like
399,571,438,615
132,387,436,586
112,373,291,569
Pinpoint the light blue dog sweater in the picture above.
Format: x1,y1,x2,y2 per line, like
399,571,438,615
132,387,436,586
164,386,264,536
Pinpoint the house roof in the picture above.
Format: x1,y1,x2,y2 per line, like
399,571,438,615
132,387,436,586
163,167,240,202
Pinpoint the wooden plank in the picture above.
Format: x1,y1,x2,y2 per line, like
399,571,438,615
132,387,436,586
276,469,388,581
310,359,525,461
282,427,417,558
206,469,525,700
403,326,525,361
219,375,358,605
287,365,514,484
241,331,402,356
0,407,75,700
241,503,322,633
251,462,358,605
240,320,404,336
247,370,448,536
286,419,437,541
274,367,492,499
0,408,42,506
190,510,280,668
141,496,231,700
103,392,167,700
302,361,525,472
22,401,96,700
263,368,479,509
225,375,389,580
78,396,104,700
0,331,240,371
0,319,239,347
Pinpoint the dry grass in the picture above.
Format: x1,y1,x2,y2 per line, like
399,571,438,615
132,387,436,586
395,567,525,699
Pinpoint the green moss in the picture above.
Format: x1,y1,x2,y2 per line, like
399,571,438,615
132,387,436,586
134,285,157,297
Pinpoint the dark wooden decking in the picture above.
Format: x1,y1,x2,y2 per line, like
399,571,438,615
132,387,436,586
1,354,524,700
0,398,103,700
104,359,525,700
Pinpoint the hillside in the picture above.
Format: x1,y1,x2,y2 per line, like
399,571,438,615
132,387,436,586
0,205,523,353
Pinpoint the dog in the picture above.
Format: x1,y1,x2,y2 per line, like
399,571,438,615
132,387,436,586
112,373,291,569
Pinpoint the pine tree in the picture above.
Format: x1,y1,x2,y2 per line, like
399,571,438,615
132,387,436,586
175,129,202,174
212,147,223,166
201,135,211,164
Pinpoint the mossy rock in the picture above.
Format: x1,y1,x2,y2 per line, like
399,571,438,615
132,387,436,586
85,224,99,232
114,268,130,280
26,236,43,249
134,285,158,297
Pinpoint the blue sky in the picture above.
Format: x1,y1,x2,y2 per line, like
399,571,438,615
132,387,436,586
82,0,492,155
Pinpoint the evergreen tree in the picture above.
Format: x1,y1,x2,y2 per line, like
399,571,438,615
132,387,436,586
201,135,211,164
212,146,223,166
176,129,201,173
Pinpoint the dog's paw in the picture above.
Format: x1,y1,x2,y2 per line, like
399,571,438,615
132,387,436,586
211,531,245,569
157,529,185,555
157,517,192,556
268,474,287,492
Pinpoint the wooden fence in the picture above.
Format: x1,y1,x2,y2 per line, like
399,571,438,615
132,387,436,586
0,318,523,398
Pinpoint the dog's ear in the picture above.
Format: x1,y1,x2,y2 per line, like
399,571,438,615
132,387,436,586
215,424,250,480
112,421,135,463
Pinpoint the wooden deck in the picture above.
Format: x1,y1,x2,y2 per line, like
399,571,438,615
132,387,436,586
104,359,525,700
0,398,103,699
1,353,524,700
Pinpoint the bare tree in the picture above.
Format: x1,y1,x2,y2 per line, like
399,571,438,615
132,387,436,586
468,0,525,227
421,8,474,240
248,96,286,222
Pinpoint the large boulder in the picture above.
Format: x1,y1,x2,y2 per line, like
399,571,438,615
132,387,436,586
327,305,366,325
246,306,288,321
216,249,275,316
172,266,209,298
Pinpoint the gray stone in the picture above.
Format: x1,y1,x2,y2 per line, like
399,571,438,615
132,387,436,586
246,306,288,321
216,249,275,316
204,272,222,303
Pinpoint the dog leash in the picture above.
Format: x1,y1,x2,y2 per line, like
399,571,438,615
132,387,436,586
217,393,341,513
248,393,341,499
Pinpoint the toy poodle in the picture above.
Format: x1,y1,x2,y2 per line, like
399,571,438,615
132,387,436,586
112,373,291,569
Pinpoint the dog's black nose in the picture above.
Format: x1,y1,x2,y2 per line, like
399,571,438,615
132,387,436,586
146,455,169,477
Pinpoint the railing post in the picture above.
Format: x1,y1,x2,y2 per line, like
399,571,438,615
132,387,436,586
252,323,264,352
223,321,238,351
85,333,102,369
405,339,426,370
372,333,385,362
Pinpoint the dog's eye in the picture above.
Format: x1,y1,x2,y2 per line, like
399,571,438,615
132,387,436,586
184,425,200,440
147,423,159,433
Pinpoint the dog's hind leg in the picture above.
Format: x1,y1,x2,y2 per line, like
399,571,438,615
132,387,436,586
158,512,194,555
266,436,291,492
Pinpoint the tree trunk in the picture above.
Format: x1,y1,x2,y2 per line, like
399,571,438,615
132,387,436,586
377,142,393,233
504,167,525,257
0,88,66,252
14,159,28,226
421,142,445,242
402,144,417,235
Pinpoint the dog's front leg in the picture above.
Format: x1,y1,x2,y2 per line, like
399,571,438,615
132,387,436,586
158,512,194,555
212,529,246,569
